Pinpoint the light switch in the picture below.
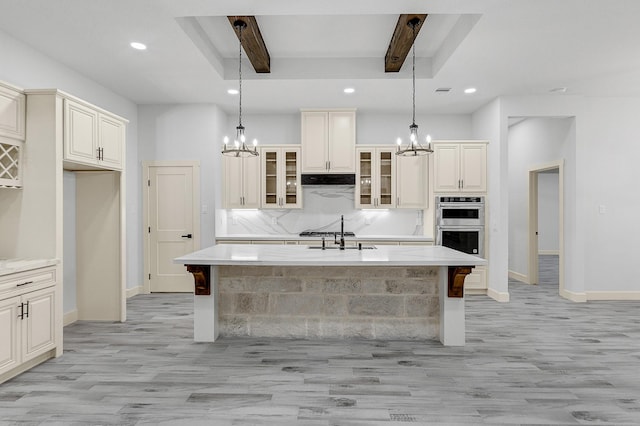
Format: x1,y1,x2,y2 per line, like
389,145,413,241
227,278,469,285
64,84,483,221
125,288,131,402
201,204,208,214
599,205,607,214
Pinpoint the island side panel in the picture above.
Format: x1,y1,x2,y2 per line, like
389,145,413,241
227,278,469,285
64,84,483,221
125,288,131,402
439,265,465,346
216,265,440,340
193,265,219,342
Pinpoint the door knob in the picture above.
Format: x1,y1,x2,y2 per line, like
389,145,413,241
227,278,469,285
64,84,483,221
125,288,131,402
181,234,193,239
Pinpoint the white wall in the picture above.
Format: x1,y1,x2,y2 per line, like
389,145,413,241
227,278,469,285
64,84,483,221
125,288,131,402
138,104,227,248
356,113,473,143
538,172,559,254
0,29,141,299
481,94,640,299
471,99,509,300
507,118,572,277
580,98,640,293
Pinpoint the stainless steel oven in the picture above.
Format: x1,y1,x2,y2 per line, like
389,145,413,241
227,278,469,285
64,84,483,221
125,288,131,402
436,196,485,257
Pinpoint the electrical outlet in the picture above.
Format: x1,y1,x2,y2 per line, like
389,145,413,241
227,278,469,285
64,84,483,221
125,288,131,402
599,205,607,214
364,217,371,225
232,216,238,225
271,217,278,225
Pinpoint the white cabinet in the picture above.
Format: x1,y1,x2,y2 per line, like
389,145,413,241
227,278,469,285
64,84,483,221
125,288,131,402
0,266,57,380
223,154,260,208
356,147,395,209
64,99,125,170
0,295,20,375
0,83,25,141
301,110,356,173
464,265,487,292
261,146,301,209
433,142,487,193
0,82,26,188
396,154,429,209
0,138,23,188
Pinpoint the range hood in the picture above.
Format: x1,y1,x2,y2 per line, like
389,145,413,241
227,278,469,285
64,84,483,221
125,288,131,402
301,174,355,186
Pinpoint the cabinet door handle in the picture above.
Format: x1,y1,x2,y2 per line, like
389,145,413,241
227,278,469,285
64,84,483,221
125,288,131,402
96,147,101,160
24,301,29,319
397,197,400,206
101,147,104,160
328,161,331,170
16,281,33,287
18,303,24,320
181,234,193,239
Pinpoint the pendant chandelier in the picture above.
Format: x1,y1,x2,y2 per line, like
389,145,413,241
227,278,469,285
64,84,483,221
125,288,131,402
222,19,259,158
396,17,433,157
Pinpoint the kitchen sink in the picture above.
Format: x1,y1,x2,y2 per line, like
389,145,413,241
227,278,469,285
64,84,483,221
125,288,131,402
308,245,376,250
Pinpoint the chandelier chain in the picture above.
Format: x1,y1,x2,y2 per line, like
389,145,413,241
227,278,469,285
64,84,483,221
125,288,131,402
412,20,416,126
238,23,243,127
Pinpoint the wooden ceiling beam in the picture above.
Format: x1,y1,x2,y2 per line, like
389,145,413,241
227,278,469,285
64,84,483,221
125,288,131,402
227,16,271,73
384,14,428,73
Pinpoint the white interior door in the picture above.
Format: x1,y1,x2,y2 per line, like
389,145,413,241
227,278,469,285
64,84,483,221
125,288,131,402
147,163,200,293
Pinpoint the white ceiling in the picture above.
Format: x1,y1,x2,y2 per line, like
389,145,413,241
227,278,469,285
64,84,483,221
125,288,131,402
1,0,640,115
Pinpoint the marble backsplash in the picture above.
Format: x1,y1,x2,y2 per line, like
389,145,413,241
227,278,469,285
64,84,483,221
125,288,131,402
217,186,426,236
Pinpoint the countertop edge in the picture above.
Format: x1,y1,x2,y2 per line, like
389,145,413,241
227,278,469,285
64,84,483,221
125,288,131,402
216,235,435,242
0,258,60,276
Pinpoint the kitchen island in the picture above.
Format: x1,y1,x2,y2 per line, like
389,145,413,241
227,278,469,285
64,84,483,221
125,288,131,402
175,244,486,346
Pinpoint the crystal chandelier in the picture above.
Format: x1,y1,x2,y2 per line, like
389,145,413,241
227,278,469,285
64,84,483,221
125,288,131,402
396,17,433,157
222,19,259,158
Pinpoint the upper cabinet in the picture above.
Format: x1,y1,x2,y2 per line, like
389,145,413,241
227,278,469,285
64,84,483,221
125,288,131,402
261,146,301,209
223,154,260,209
64,99,125,171
301,109,356,173
356,146,395,209
0,82,25,188
0,83,25,141
433,142,487,193
396,154,429,209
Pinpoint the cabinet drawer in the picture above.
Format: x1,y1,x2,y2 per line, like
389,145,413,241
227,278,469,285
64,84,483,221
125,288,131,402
0,267,56,296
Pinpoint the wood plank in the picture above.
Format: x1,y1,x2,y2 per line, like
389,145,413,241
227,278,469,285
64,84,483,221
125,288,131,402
227,16,271,73
384,14,428,73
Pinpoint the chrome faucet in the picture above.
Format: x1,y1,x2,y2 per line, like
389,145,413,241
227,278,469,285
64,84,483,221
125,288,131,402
339,215,345,250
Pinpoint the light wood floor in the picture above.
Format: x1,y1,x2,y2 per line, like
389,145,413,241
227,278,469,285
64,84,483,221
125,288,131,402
2,255,640,425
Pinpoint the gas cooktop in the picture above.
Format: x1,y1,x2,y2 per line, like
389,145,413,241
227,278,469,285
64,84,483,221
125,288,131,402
299,231,356,237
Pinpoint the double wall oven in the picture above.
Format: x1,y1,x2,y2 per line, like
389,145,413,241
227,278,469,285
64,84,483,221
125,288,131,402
436,196,485,258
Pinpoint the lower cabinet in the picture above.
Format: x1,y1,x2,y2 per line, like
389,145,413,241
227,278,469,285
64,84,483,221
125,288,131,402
0,266,57,382
464,265,487,292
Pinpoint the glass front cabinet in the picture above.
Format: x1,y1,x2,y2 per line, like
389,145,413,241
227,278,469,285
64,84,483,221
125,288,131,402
260,146,302,209
355,146,396,209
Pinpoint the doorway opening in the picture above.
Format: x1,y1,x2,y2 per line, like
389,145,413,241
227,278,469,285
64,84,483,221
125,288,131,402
528,161,564,294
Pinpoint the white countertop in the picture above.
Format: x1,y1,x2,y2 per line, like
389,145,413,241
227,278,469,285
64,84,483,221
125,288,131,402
216,234,434,242
0,258,59,276
175,244,485,267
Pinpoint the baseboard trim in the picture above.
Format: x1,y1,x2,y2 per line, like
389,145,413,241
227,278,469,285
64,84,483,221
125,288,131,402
538,250,560,255
487,288,510,302
63,309,78,326
126,285,143,298
560,288,587,302
508,270,529,284
585,291,640,301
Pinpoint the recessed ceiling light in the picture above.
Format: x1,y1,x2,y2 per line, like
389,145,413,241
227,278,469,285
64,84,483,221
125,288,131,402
343,87,355,94
550,87,568,93
464,87,477,94
227,89,239,95
130,42,147,50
